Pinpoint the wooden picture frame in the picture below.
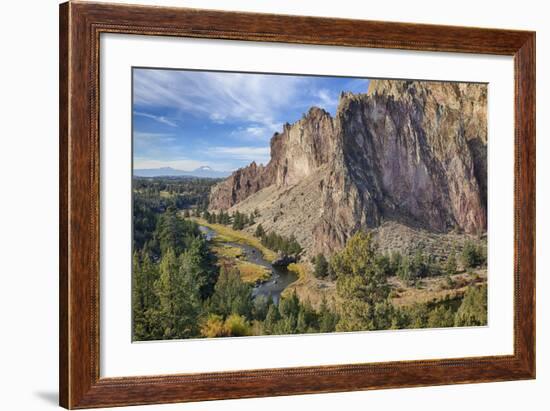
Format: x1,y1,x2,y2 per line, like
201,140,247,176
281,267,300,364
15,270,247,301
59,1,535,408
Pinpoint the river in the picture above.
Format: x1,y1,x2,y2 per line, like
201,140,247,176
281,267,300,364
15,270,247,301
199,225,297,303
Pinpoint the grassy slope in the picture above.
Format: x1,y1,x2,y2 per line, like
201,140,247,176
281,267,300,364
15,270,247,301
389,268,487,307
284,263,487,310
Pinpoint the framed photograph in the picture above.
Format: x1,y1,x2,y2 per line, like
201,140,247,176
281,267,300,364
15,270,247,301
59,1,535,408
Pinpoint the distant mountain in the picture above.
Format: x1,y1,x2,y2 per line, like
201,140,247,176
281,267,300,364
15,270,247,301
134,166,230,179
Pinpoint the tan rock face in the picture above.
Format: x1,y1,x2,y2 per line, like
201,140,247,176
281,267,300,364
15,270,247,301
209,80,487,256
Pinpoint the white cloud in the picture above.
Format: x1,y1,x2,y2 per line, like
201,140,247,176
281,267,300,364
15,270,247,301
133,131,175,141
245,126,269,137
133,69,306,134
230,124,281,142
315,88,338,109
134,111,178,127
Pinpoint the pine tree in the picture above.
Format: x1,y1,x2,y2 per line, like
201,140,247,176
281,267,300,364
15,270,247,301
332,232,390,332
155,248,179,338
132,251,146,339
263,304,281,335
208,266,253,319
445,252,458,275
313,254,329,278
154,247,204,339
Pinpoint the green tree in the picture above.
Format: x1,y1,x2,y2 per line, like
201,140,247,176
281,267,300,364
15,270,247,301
405,304,430,329
331,232,391,331
132,251,147,340
461,240,486,269
445,252,458,275
389,251,403,275
224,314,251,336
278,291,300,319
427,305,455,328
318,298,339,332
185,236,216,299
154,248,203,339
252,294,271,321
232,211,246,230
398,255,412,281
132,250,162,340
455,284,487,326
208,266,253,319
263,304,281,335
313,254,329,278
375,254,392,277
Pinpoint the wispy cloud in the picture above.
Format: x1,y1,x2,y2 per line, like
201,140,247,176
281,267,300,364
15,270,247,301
134,111,178,127
133,131,175,141
314,88,338,111
230,124,281,142
134,69,305,133
208,146,270,164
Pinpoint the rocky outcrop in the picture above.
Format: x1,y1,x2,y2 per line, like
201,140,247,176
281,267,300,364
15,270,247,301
209,80,487,256
209,161,272,210
208,107,335,209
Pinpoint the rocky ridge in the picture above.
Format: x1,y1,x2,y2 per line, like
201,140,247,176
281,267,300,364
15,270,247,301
209,80,487,256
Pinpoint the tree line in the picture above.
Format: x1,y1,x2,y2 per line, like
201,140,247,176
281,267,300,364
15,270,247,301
311,238,487,283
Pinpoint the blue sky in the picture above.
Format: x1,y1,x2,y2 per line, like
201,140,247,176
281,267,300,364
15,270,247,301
133,68,370,172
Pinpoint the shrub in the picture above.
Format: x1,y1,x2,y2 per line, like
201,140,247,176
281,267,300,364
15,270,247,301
224,314,251,336
200,314,227,338
389,251,403,275
254,223,265,238
375,254,392,277
461,240,487,269
427,305,455,328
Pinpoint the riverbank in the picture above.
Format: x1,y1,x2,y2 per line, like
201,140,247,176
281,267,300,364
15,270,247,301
210,243,271,284
192,216,298,301
191,217,278,261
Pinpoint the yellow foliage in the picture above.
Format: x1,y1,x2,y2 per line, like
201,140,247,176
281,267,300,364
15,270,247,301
236,261,271,283
200,313,251,338
212,244,243,259
200,314,227,338
224,314,251,336
287,263,307,280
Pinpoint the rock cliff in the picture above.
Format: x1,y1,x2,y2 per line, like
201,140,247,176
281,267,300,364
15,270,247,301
209,80,487,256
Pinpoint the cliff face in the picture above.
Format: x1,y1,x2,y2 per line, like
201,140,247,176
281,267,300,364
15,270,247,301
208,107,335,209
209,80,487,255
